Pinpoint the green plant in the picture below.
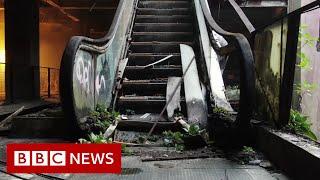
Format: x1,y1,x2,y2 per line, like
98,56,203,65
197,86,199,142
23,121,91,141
121,144,133,155
85,104,120,133
96,120,111,132
173,112,184,118
295,80,317,96
242,146,255,154
79,132,112,144
292,26,318,140
213,107,232,121
93,104,120,122
226,85,239,91
296,26,318,74
288,109,317,141
299,25,318,48
89,110,100,121
213,107,229,114
188,124,201,136
163,131,184,151
136,135,159,144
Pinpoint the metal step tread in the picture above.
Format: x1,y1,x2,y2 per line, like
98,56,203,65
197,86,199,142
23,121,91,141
137,8,191,15
123,79,168,84
131,32,194,42
133,31,193,35
125,65,182,70
129,42,191,53
136,15,192,18
129,53,181,56
130,41,193,45
127,53,181,66
119,96,185,101
134,23,194,31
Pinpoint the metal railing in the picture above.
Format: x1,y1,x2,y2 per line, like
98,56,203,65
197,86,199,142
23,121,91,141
0,63,60,102
40,66,60,99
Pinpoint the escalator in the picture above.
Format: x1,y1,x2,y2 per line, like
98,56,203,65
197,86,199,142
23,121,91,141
59,0,254,138
117,0,201,131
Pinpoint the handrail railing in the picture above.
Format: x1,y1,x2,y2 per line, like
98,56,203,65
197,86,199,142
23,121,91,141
59,0,136,133
0,62,60,102
199,0,255,127
252,1,320,127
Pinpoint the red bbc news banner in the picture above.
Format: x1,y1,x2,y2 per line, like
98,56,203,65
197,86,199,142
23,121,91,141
6,143,122,173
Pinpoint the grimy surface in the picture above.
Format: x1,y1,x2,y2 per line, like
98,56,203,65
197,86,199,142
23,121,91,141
0,137,289,180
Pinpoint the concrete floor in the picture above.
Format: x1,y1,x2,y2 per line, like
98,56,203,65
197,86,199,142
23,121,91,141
0,137,290,180
0,156,290,180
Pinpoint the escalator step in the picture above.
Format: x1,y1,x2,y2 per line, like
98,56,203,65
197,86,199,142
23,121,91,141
138,1,190,9
128,53,181,66
137,8,191,15
122,79,168,96
124,66,182,80
133,23,193,32
130,41,192,53
118,96,186,113
122,79,185,96
135,15,192,23
132,32,193,42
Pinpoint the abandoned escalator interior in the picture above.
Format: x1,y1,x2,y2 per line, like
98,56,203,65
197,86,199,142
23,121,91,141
59,0,254,145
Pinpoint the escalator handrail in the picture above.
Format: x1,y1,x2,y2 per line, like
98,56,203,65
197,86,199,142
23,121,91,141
199,0,255,126
59,0,133,133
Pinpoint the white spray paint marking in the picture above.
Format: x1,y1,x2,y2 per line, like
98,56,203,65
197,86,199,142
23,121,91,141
75,56,92,94
95,75,106,95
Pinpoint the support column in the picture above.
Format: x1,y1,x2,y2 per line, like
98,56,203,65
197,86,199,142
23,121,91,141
5,0,40,103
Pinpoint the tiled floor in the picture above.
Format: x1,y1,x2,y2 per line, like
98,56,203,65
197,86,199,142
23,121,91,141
0,137,290,180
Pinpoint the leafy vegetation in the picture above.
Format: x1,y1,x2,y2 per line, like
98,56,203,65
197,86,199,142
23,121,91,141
188,124,201,136
79,132,112,144
287,109,317,141
242,146,255,154
295,25,318,94
163,131,184,151
135,135,159,144
121,144,133,155
290,26,318,141
212,107,233,121
213,107,229,115
295,80,317,97
78,104,120,143
82,104,120,134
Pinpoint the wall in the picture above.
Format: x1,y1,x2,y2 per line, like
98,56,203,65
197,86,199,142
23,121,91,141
0,11,4,101
39,22,81,97
40,23,80,69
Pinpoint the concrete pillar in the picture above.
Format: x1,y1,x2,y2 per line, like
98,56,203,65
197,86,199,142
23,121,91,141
4,0,40,103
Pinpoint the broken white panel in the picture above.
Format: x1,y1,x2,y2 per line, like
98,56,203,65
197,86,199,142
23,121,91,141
180,44,207,128
209,47,234,111
211,30,228,48
194,0,233,112
211,31,229,72
166,77,182,118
